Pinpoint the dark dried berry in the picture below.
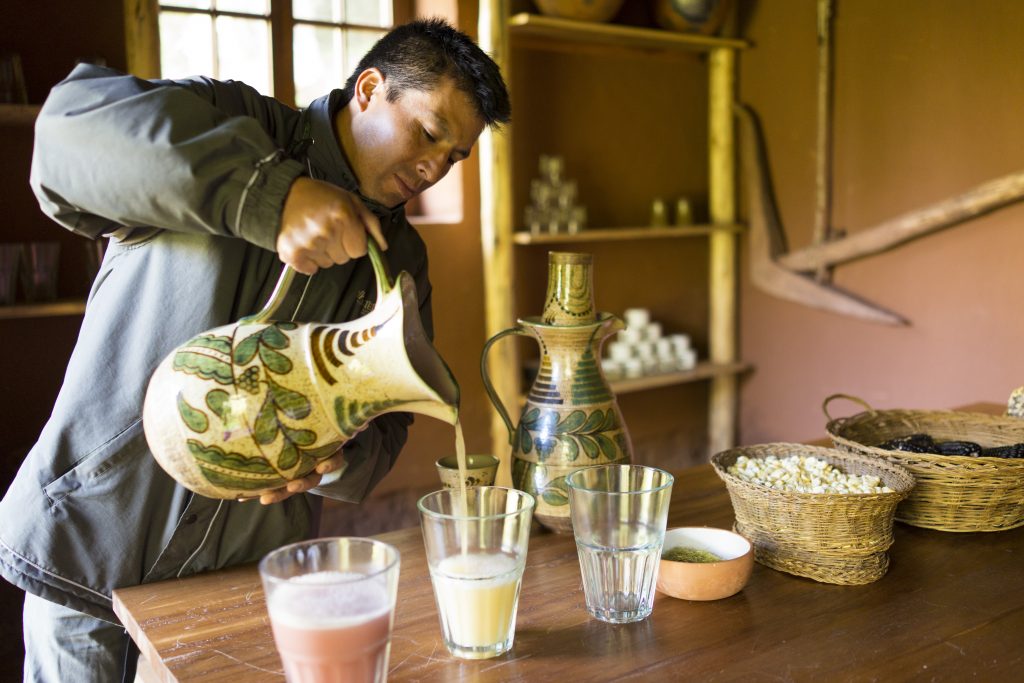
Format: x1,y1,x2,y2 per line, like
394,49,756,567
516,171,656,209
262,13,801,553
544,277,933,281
935,440,983,456
980,443,1024,458
879,434,936,453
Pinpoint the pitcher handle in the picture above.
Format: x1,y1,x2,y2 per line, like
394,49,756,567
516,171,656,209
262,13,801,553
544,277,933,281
481,326,529,445
244,236,391,324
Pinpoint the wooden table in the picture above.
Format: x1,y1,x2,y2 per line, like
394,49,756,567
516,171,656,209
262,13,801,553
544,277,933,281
115,420,1024,681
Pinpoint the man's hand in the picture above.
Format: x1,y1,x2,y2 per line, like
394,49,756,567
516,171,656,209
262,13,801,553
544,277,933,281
251,450,347,505
277,177,388,275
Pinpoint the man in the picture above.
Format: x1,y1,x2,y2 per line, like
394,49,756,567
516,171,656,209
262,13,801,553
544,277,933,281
0,18,509,682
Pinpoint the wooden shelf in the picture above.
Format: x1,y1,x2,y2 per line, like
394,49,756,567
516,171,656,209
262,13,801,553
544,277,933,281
0,299,86,320
609,361,748,395
0,104,41,125
513,224,743,245
508,13,748,53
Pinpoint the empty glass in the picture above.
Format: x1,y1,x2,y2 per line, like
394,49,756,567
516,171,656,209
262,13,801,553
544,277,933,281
0,244,22,305
259,537,400,683
567,465,674,623
21,242,60,302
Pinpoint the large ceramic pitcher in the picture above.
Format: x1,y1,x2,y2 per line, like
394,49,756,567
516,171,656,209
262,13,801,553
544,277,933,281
143,239,459,499
482,252,633,532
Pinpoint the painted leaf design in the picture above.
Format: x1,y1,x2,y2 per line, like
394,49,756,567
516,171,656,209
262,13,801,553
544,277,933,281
303,441,343,461
177,394,209,433
542,488,568,506
521,407,541,428
206,389,230,420
188,439,285,491
616,433,629,454
579,435,600,460
278,441,299,470
596,433,618,460
173,350,233,385
282,425,316,447
260,325,289,349
557,410,586,434
511,458,531,490
277,322,298,331
184,334,233,355
548,476,570,495
535,437,556,461
562,436,579,462
602,409,619,431
268,377,310,420
254,393,278,445
259,345,292,374
519,425,533,455
233,333,260,365
581,409,605,434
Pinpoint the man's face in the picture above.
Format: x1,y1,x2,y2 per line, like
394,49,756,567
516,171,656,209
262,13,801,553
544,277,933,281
346,72,486,208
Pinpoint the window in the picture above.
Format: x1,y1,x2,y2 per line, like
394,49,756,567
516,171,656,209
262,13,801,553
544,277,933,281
154,0,396,107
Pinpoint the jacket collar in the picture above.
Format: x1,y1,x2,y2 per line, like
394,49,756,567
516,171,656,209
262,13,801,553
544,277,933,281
303,90,406,222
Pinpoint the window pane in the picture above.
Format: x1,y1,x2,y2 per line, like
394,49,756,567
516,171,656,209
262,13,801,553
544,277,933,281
160,11,214,78
293,0,341,22
294,24,343,108
161,0,212,10
344,29,383,76
345,0,389,27
215,0,268,14
217,16,272,94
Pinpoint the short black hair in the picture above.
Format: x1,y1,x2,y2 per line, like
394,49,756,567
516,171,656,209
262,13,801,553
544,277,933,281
343,18,510,128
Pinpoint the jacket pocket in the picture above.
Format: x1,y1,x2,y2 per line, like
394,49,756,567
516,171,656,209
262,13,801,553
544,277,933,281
44,419,144,506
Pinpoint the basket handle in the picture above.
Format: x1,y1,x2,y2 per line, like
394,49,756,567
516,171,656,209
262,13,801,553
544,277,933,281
822,393,876,422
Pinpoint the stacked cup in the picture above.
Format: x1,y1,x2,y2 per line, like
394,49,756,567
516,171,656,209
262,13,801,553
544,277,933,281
601,307,697,380
523,155,587,236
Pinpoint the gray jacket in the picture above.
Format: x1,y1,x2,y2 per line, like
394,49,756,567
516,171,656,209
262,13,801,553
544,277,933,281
0,65,432,623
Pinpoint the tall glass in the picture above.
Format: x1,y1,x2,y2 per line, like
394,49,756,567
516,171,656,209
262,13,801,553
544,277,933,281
567,465,674,623
418,486,535,659
259,538,400,683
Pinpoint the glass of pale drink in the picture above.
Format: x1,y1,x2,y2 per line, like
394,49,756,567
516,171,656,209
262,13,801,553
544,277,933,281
259,538,400,683
418,486,535,659
567,465,674,624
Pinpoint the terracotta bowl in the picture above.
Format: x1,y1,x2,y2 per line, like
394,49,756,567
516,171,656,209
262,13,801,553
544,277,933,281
656,527,753,601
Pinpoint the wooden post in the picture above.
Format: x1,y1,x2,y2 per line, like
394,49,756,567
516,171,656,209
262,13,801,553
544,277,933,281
479,0,517,486
708,47,738,457
124,0,160,78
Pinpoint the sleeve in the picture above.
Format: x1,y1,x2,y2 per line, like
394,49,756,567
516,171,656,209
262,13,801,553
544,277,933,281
311,234,434,502
29,64,304,251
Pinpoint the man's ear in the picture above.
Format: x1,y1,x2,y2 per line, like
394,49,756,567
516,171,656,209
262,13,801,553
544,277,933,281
353,68,385,111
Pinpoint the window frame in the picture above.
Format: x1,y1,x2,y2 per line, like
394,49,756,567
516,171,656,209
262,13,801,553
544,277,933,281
124,0,413,107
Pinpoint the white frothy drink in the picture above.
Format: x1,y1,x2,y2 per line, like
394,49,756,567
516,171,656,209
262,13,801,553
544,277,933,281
430,552,523,650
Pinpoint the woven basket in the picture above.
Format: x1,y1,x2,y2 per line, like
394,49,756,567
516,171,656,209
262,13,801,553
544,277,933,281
711,443,915,585
824,395,1024,533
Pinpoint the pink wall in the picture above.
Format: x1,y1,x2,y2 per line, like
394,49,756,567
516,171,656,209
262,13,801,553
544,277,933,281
737,0,1024,444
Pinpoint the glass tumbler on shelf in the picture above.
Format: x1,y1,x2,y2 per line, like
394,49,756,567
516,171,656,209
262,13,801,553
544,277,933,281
567,464,674,624
259,537,400,683
418,486,535,660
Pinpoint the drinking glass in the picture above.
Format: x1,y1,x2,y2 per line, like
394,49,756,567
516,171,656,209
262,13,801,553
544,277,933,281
0,244,22,305
567,464,674,623
418,486,535,659
21,241,60,302
259,538,400,683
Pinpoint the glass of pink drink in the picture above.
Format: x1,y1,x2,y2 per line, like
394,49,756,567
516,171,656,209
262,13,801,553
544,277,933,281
259,538,400,683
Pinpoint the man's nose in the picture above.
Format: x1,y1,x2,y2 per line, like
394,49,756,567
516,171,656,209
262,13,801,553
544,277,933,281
417,152,449,185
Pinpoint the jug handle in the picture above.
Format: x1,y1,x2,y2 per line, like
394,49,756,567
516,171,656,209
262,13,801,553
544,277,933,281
243,236,393,325
480,325,529,444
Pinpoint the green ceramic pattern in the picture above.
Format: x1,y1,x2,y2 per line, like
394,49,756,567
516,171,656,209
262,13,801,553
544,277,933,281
334,396,408,439
187,439,286,491
516,406,622,463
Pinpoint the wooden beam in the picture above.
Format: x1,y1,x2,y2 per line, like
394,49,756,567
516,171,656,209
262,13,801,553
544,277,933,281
124,0,161,79
479,0,517,486
707,46,739,457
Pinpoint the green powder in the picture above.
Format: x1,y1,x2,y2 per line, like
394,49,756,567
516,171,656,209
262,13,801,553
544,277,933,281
662,546,721,563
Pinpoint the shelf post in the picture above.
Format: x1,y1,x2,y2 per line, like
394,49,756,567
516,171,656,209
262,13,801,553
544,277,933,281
708,46,738,456
479,0,517,485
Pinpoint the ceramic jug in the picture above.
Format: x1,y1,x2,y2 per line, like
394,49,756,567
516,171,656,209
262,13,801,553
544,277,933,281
481,252,633,532
143,239,459,499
